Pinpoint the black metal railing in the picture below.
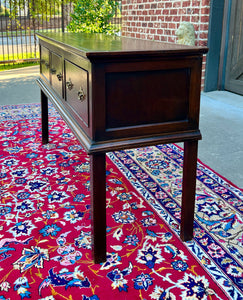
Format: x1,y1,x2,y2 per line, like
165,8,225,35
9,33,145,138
0,1,122,66
0,0,74,65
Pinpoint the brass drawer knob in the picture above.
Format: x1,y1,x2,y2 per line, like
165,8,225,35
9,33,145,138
66,79,73,90
57,73,63,81
78,87,86,101
50,68,56,74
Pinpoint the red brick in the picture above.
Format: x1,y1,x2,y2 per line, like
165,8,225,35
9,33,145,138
173,1,181,8
162,9,169,15
160,36,167,42
158,15,165,21
169,23,176,29
158,2,165,9
200,15,209,23
192,0,200,6
199,32,208,39
165,2,172,8
172,16,180,22
203,56,207,63
199,40,208,47
200,23,209,31
182,1,191,7
201,7,210,15
154,22,160,28
201,0,210,6
170,9,178,15
149,9,155,15
182,16,190,22
165,16,172,22
168,36,176,43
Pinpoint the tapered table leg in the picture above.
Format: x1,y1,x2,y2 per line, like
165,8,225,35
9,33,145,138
90,153,107,263
180,140,198,241
41,90,49,144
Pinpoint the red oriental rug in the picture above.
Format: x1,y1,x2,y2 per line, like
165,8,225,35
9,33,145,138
0,103,242,300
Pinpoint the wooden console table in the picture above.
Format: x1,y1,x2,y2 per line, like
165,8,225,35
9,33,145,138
36,32,208,264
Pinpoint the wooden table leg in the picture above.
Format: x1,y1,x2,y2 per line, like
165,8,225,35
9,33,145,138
90,153,107,263
180,140,198,241
41,90,49,144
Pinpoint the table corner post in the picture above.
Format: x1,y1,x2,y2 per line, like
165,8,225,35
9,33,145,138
41,90,49,144
180,140,198,241
90,152,107,264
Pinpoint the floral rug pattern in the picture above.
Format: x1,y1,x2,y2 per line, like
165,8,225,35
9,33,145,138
0,104,242,300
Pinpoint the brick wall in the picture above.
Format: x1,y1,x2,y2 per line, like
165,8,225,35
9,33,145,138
121,0,211,89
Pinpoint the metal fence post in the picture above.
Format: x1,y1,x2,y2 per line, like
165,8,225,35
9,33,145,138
61,0,65,33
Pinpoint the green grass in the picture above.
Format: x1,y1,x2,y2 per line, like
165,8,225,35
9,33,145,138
0,51,39,71
0,52,39,61
0,61,39,71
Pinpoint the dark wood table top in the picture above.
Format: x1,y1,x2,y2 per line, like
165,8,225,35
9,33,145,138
37,32,208,60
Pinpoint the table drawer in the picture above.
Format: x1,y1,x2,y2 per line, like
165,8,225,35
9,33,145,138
65,60,89,126
40,45,50,82
51,52,63,98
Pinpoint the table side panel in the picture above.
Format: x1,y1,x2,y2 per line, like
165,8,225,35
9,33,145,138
91,56,202,142
105,68,189,128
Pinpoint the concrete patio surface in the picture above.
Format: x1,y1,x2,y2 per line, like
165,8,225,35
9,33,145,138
0,65,242,189
0,65,40,104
